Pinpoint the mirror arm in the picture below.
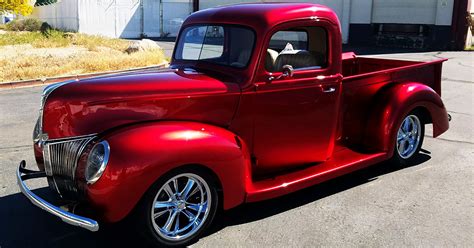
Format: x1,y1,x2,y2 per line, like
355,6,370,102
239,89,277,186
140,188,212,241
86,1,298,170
268,72,288,81
268,65,294,82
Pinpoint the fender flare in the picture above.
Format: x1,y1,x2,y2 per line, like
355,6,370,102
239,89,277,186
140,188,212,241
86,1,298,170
364,82,449,157
85,121,252,223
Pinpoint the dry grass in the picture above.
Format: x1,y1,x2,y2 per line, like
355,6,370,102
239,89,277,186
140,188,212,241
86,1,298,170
0,31,166,82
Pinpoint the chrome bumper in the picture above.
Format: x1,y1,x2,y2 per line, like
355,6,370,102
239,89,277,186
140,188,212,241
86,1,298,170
17,160,99,232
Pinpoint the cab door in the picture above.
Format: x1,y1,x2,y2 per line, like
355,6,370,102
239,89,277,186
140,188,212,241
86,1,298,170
252,21,342,174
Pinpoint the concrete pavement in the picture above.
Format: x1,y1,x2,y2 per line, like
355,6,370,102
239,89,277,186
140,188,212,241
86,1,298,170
155,41,175,58
0,51,472,247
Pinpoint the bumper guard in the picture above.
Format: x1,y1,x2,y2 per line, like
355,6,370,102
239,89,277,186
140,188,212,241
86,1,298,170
17,160,99,232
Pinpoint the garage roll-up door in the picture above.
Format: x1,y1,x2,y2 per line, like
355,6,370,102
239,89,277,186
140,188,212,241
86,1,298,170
372,0,438,24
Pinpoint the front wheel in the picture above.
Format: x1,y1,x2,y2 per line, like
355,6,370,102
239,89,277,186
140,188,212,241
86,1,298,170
135,168,219,247
391,111,425,166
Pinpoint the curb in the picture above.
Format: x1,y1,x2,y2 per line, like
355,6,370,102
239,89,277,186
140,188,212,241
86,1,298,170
0,63,169,90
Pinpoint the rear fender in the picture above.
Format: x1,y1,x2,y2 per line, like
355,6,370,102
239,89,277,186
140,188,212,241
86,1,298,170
85,121,251,223
365,82,449,156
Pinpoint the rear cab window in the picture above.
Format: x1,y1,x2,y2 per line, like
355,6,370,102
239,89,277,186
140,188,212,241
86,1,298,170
265,27,328,72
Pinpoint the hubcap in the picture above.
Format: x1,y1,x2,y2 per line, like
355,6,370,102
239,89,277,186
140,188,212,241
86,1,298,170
150,173,211,241
397,115,421,159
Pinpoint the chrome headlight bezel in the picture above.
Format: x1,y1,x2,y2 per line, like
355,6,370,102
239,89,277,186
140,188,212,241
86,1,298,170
85,141,110,185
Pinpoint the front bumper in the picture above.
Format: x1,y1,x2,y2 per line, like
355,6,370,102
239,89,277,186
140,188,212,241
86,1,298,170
17,160,99,232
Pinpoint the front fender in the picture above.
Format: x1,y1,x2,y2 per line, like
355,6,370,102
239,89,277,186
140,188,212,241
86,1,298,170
365,82,449,156
85,121,251,223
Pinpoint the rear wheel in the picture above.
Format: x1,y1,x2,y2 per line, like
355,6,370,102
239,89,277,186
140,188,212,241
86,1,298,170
391,111,425,166
135,168,218,246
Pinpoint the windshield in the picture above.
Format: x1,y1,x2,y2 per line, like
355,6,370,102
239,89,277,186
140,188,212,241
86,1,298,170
174,25,255,68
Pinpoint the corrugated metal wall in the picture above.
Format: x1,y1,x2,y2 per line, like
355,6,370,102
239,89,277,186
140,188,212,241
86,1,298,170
32,0,79,31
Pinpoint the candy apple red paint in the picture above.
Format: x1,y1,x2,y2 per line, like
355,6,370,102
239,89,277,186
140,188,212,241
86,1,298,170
18,3,449,246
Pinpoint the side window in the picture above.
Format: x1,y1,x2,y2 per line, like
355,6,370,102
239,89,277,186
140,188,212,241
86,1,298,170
265,27,327,72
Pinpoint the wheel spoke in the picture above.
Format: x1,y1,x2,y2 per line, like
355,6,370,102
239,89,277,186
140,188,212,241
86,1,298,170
173,212,181,233
163,184,175,199
397,129,405,141
402,118,410,132
183,209,196,221
181,179,195,199
186,185,200,200
398,140,406,155
163,210,178,232
172,178,179,193
154,201,174,209
153,209,169,219
193,218,201,229
187,202,207,213
409,117,416,133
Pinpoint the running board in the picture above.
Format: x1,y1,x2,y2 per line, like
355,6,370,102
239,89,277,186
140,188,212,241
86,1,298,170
246,149,388,202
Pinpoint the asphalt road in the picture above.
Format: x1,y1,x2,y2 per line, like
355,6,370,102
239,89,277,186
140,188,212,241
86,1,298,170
0,51,472,247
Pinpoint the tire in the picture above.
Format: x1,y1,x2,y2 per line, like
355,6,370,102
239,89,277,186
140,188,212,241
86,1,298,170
134,167,219,247
390,110,425,166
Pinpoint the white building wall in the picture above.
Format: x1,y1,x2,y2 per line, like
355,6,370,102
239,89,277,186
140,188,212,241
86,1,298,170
199,0,350,43
143,0,161,37
371,0,453,25
435,0,455,25
77,0,142,38
32,0,79,31
349,0,373,24
31,0,457,40
162,0,193,37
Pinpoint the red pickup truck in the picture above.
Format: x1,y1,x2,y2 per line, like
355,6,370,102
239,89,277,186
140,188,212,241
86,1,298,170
18,3,450,246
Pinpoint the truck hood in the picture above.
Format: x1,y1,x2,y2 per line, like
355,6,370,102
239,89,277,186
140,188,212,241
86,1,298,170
42,69,241,139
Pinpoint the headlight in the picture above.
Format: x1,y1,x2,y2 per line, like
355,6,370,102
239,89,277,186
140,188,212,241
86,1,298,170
85,141,110,184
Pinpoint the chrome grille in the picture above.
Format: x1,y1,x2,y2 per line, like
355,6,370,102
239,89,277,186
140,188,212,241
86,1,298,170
43,135,95,197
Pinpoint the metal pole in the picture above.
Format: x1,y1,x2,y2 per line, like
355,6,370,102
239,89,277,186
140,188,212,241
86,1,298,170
140,0,144,37
193,0,199,12
159,0,164,37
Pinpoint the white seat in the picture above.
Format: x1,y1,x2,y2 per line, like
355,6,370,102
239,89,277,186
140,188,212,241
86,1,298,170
274,50,318,71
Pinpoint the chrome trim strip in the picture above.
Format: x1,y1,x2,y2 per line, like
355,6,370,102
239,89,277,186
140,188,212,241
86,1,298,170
45,133,98,143
17,161,99,232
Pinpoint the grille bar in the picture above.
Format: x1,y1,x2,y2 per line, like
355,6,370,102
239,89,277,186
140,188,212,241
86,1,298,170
43,135,95,197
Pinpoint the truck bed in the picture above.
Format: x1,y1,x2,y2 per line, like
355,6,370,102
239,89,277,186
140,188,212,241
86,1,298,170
342,53,445,95
339,53,446,151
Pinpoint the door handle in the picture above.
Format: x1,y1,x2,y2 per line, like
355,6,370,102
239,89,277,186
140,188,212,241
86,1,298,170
322,87,336,93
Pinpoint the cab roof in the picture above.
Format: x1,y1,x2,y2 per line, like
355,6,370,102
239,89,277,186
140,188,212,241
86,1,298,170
183,3,339,31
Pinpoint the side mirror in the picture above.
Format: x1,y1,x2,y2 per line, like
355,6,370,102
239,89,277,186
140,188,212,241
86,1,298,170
269,64,294,81
281,64,294,78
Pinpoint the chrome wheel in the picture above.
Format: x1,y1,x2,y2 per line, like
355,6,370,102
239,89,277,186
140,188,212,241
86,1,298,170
150,173,211,241
397,115,422,159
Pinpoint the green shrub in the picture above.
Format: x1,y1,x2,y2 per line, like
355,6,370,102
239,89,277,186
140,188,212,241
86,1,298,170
6,18,46,32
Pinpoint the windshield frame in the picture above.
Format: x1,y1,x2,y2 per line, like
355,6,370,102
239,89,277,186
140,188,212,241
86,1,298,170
172,23,257,70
